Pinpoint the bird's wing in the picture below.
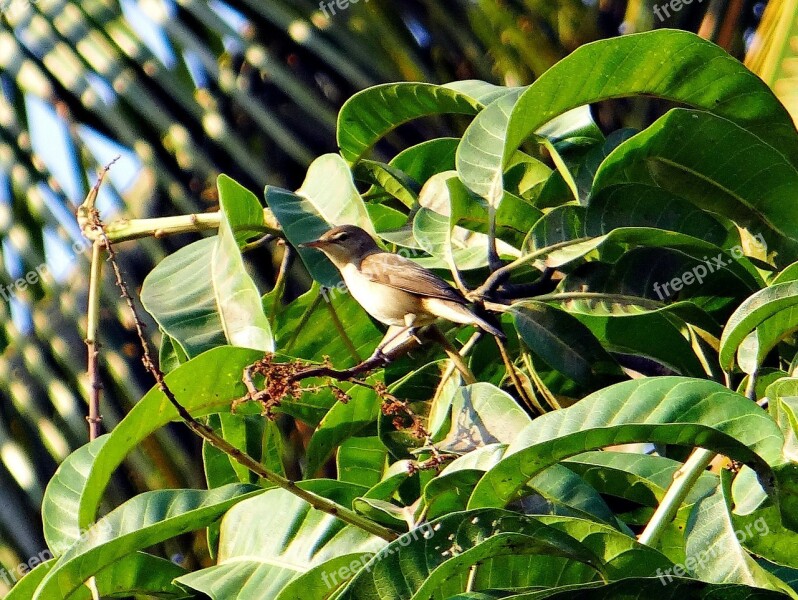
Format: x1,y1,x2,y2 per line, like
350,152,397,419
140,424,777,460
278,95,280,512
359,252,467,304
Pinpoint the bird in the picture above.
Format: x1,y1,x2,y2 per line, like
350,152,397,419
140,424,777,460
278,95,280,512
300,225,505,348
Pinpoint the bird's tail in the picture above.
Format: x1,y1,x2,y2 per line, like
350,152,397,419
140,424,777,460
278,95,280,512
423,298,506,339
471,313,506,339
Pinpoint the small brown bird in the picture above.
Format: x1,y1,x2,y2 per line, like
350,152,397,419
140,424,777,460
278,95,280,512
301,225,504,341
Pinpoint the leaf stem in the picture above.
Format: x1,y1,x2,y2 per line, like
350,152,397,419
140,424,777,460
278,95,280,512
638,448,715,547
472,237,592,300
85,240,104,441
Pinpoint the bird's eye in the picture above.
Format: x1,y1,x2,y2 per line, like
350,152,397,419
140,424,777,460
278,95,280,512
336,232,349,241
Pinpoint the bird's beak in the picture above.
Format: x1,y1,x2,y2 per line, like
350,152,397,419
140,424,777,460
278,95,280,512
299,239,326,249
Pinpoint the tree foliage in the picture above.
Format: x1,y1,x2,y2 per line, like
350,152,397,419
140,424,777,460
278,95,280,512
16,27,798,599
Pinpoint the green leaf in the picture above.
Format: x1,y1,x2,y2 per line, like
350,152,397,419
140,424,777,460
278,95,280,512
216,174,267,245
177,486,386,599
592,109,798,242
305,384,381,477
456,89,525,207
564,451,718,510
585,184,730,247
684,472,795,596
498,579,789,599
141,238,226,358
457,30,798,204
8,554,191,600
213,194,274,352
274,281,382,368
468,377,784,509
438,383,530,453
424,445,617,526
338,509,605,599
338,437,388,489
141,175,273,356
338,83,488,164
355,159,420,208
766,377,798,462
510,301,622,387
42,435,109,556
720,282,798,372
33,484,261,599
390,138,459,186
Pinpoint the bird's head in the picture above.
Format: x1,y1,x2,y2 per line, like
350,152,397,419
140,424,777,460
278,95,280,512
300,225,380,267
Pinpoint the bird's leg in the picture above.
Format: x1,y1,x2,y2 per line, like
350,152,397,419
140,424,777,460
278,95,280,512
371,316,419,362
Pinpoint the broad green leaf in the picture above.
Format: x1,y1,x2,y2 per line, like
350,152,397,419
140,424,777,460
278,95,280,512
733,498,798,576
766,377,798,462
510,301,622,387
412,207,488,270
141,238,226,358
338,509,604,599
532,227,762,292
212,197,274,352
305,384,381,477
720,282,798,371
443,80,519,105
566,306,709,378
457,30,798,205
564,451,718,561
592,109,798,242
363,460,415,501
564,451,718,510
76,347,263,533
338,436,388,489
296,154,375,236
416,171,539,255
468,377,784,509
684,472,795,596
176,486,386,599
216,174,267,244
424,445,617,526
533,516,672,579
275,282,382,369
33,485,261,599
585,184,729,247
355,159,420,207
456,89,525,207
141,175,271,356
214,413,286,483
42,435,109,556
7,554,190,600
390,138,459,186
438,383,530,453
337,83,492,164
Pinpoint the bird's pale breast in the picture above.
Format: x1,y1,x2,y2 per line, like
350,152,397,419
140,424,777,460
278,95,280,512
340,263,432,326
